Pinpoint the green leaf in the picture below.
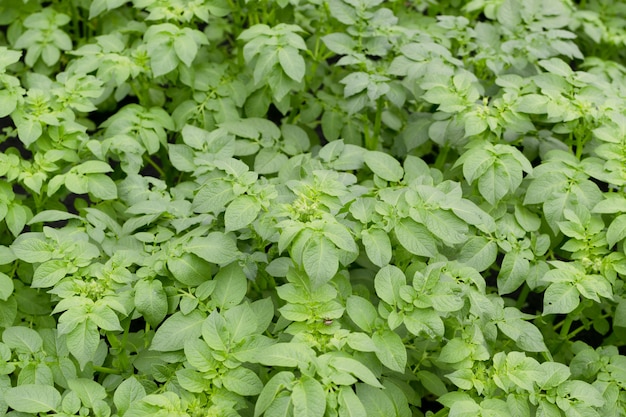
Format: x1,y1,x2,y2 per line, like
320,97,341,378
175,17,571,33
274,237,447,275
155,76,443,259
449,199,496,233
255,372,295,417
278,46,305,82
88,174,118,200
202,310,229,351
322,110,343,142
11,232,51,263
174,33,199,67
281,124,310,155
537,362,571,389
394,218,437,257
150,44,178,77
361,228,392,267
464,114,488,137
167,253,212,286
67,319,100,370
458,237,497,272
404,308,444,338
61,391,82,414
536,399,561,417
222,367,263,396
255,148,288,174
592,195,626,214
417,370,448,397
67,378,106,408
188,232,239,265
514,203,542,232
516,94,549,114
438,338,472,364
341,72,369,97
0,272,14,301
253,342,315,367
374,265,405,306
382,380,411,417
224,303,259,343
0,297,17,328
346,295,377,332
497,252,530,295
458,145,493,184
15,117,43,146
338,386,367,417
5,204,28,237
151,310,205,352
225,195,261,232
169,144,195,172
422,210,467,245
65,172,90,194
2,326,43,353
32,260,69,288
264,396,292,417
322,33,355,55
292,376,326,417
184,338,217,372
193,178,236,214
28,210,81,225
4,384,61,413
249,298,275,334
75,159,113,175
607,214,626,248
478,162,511,205
372,330,406,372
328,355,383,388
90,303,123,331
134,279,168,327
543,283,579,315
114,377,146,416
323,222,357,253
303,236,339,287
557,380,604,407
346,332,377,352
176,368,209,393
356,384,396,417
498,317,548,353
363,151,403,182
212,262,248,309
0,90,18,118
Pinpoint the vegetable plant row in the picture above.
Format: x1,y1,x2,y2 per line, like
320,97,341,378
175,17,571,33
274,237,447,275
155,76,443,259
0,0,625,416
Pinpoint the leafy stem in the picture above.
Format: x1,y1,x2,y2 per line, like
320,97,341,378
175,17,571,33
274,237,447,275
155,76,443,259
372,97,384,150
434,145,450,171
555,303,587,338
143,154,167,179
515,284,530,310
566,312,612,340
92,365,122,375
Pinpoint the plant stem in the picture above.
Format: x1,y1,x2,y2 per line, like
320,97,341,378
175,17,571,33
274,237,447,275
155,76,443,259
575,133,583,159
92,365,121,375
431,407,449,417
557,302,587,338
515,284,530,310
372,97,384,149
143,154,167,179
434,145,449,171
567,312,611,339
363,119,374,150
70,0,81,40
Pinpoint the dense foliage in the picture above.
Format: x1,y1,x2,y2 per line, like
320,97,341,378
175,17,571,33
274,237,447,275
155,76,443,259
0,0,626,416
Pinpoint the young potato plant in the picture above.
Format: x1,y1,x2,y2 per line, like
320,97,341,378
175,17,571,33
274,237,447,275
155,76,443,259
1,0,626,416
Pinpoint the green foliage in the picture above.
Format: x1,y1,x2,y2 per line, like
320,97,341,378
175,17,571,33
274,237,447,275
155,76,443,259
0,0,626,416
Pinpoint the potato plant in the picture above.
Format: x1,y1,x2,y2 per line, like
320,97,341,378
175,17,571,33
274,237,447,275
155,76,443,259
0,0,625,416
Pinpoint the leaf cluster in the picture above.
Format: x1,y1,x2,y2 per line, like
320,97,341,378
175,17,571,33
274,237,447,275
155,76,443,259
0,0,626,416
